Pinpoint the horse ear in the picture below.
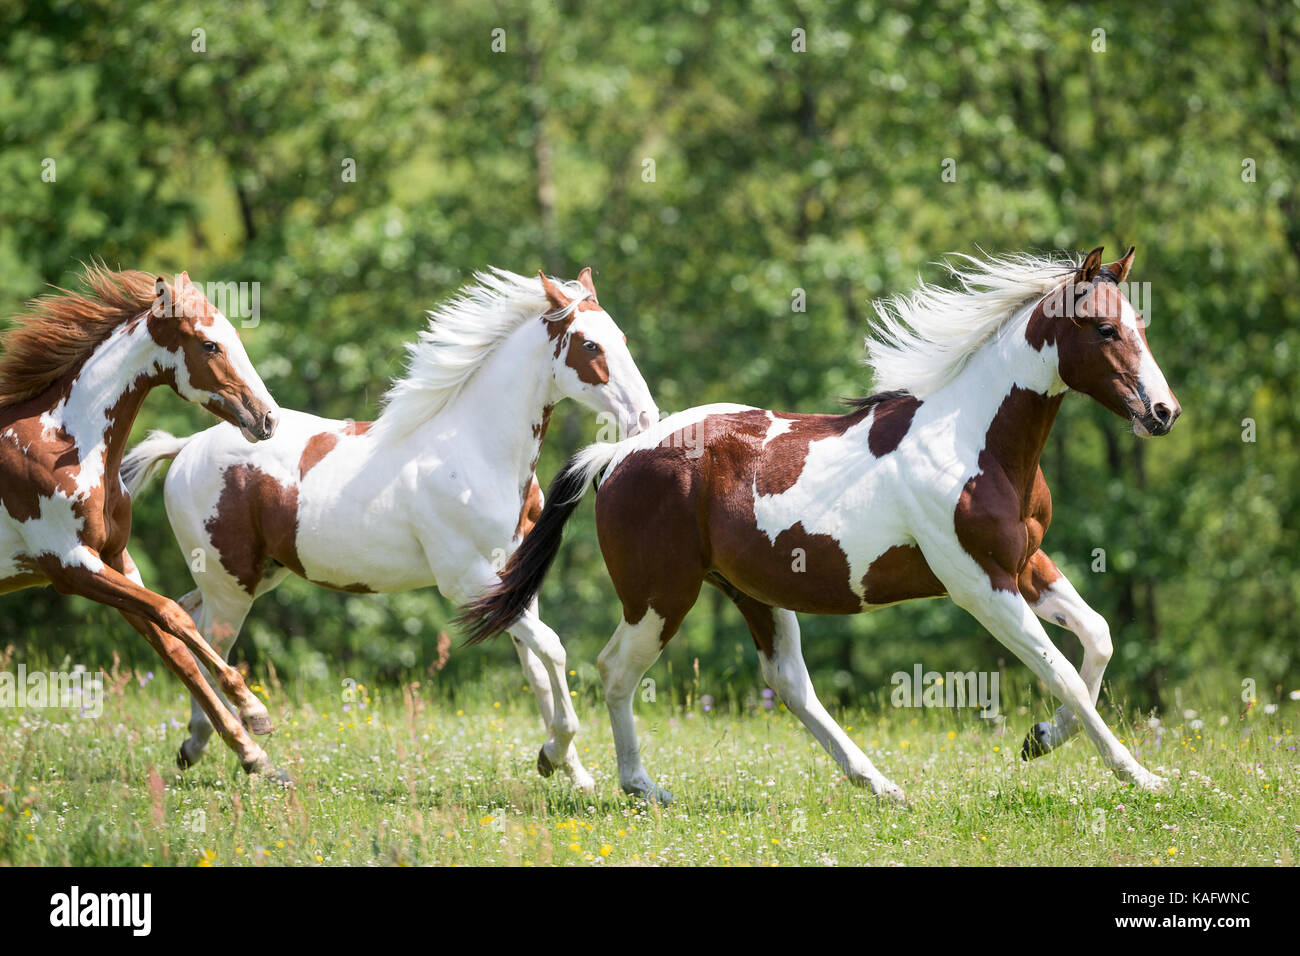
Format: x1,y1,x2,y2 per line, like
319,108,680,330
1104,245,1136,282
152,276,174,318
1077,246,1104,284
538,270,571,313
577,267,597,298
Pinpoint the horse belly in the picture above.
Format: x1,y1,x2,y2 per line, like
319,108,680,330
709,523,864,614
0,519,43,593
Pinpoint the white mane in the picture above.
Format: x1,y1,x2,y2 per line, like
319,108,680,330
374,268,592,437
865,251,1081,397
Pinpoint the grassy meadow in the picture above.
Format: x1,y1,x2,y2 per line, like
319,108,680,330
1,657,1295,867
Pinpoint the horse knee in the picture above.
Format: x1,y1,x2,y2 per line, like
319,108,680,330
159,602,197,638
1082,613,1113,663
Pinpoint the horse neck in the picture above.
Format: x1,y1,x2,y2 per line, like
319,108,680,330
414,318,557,486
53,316,163,477
929,301,1065,488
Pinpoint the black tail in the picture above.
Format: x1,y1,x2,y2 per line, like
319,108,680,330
456,456,597,644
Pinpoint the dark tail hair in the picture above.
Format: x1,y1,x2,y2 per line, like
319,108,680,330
457,445,615,644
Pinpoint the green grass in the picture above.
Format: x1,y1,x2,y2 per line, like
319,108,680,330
1,665,1296,866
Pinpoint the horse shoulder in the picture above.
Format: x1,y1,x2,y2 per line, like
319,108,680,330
954,460,1032,591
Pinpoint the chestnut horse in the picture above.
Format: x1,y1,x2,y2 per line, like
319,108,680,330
0,266,282,772
123,268,657,786
464,247,1181,803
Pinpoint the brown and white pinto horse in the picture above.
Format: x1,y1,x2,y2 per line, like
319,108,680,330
464,247,1181,802
123,268,657,786
0,266,282,772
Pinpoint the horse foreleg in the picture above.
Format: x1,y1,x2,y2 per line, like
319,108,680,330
948,581,1164,792
43,550,273,773
506,608,594,792
1018,551,1114,760
449,563,593,792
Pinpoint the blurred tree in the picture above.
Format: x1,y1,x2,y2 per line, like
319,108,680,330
0,0,1295,709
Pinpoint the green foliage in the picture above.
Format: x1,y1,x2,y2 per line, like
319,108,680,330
1,0,1297,708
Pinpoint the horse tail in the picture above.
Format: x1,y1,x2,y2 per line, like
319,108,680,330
457,441,622,645
121,430,193,496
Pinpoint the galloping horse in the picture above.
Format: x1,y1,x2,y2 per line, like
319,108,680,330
464,247,1181,802
124,268,658,786
0,266,283,772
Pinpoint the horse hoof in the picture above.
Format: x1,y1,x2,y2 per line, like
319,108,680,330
1021,722,1052,761
249,765,294,787
873,781,907,805
537,746,556,778
243,712,274,736
177,744,196,770
1127,768,1168,793
623,782,672,805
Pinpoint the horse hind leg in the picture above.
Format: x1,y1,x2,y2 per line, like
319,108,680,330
724,586,905,803
597,608,680,803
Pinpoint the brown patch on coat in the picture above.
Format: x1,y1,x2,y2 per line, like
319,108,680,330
299,431,339,479
205,463,304,593
861,544,946,606
564,335,610,385
742,391,921,499
867,394,923,457
750,409,870,496
0,367,153,563
316,580,373,593
515,476,544,539
0,397,79,523
729,590,778,657
532,404,553,441
1017,546,1062,606
0,555,46,595
954,387,1062,592
595,409,867,645
299,422,372,479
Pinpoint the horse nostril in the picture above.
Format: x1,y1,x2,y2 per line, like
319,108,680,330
262,410,278,437
638,410,654,432
1152,403,1173,427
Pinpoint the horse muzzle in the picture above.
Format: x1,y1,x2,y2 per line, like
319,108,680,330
1131,400,1180,437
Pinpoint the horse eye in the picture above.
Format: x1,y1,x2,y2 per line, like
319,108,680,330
583,340,599,352
202,340,220,354
1098,325,1118,340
